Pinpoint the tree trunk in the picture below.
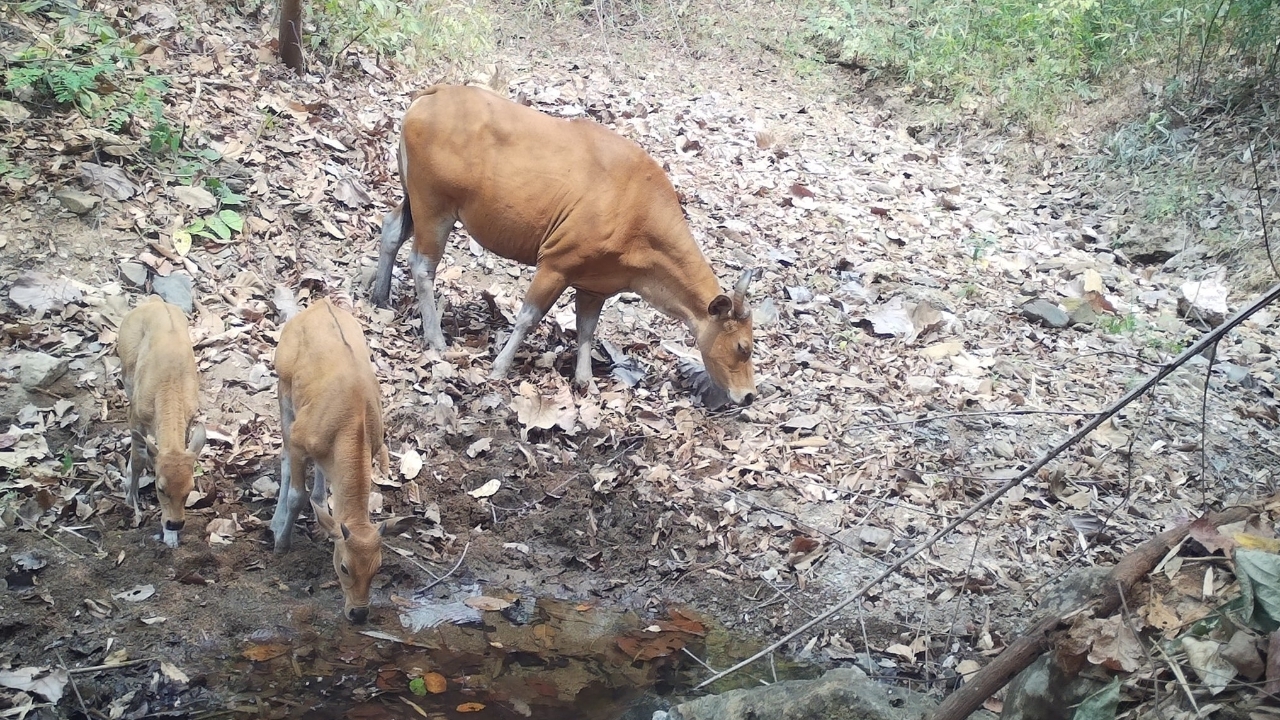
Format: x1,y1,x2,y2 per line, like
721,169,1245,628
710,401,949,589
278,0,303,72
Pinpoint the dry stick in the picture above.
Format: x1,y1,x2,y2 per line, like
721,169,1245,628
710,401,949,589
1152,639,1200,715
844,408,1095,432
695,279,1280,691
418,541,470,593
68,657,156,674
18,516,86,560
932,504,1251,720
58,651,92,719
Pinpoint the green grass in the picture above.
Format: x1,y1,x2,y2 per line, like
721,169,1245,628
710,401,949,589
1097,313,1188,354
1099,313,1140,335
805,0,1280,127
310,0,492,66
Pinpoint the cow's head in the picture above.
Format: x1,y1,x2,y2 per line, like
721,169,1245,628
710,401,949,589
148,423,205,548
697,269,759,406
313,506,406,624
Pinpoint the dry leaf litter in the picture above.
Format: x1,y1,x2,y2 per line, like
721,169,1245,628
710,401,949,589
1,2,1279,716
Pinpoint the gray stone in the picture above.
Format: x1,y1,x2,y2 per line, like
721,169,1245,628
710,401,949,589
18,352,68,391
55,189,100,215
119,261,149,288
1218,363,1254,388
1021,299,1069,329
671,667,934,720
1002,655,1107,720
1178,279,1228,328
1220,630,1264,681
867,182,898,197
152,273,194,314
1163,244,1208,271
1064,299,1096,327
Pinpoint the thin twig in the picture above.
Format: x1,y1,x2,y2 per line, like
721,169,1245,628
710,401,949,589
681,646,720,673
1197,342,1217,509
844,408,1098,433
760,577,815,618
69,657,156,674
1116,583,1161,711
389,547,441,580
1053,349,1161,369
0,704,52,718
418,541,469,593
330,27,369,66
1152,635,1199,714
18,516,86,559
1249,141,1278,278
696,279,1280,689
58,652,92,719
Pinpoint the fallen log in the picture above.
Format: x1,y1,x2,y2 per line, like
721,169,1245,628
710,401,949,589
931,504,1255,720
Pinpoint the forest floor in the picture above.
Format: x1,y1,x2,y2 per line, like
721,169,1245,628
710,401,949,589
2,2,1279,719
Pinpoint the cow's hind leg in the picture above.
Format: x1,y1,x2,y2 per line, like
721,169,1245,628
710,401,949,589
372,201,414,307
271,394,304,553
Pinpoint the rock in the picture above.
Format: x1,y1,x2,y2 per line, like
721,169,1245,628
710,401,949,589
859,526,893,552
0,99,30,123
1218,363,1254,388
1021,299,1069,329
785,286,814,303
1220,630,1264,681
1178,279,1228,327
1163,244,1208,271
1117,228,1186,264
119,261,149,288
867,182,898,197
18,352,69,391
1062,297,1096,326
906,375,939,394
1002,655,1107,720
152,273,194,314
671,667,934,720
55,189,100,215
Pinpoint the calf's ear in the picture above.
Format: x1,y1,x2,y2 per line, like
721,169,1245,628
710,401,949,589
187,424,207,454
708,294,734,320
311,500,342,539
378,516,414,536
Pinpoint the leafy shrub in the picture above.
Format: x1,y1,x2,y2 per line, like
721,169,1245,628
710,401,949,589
2,2,176,151
808,0,1280,124
309,0,492,65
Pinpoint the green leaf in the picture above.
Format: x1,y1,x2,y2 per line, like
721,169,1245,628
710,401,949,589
1073,676,1120,720
185,218,215,240
1235,549,1280,632
218,210,244,232
408,677,427,696
206,215,231,240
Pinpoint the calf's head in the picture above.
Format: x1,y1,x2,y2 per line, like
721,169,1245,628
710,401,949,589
312,505,405,623
698,269,759,406
146,424,206,548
